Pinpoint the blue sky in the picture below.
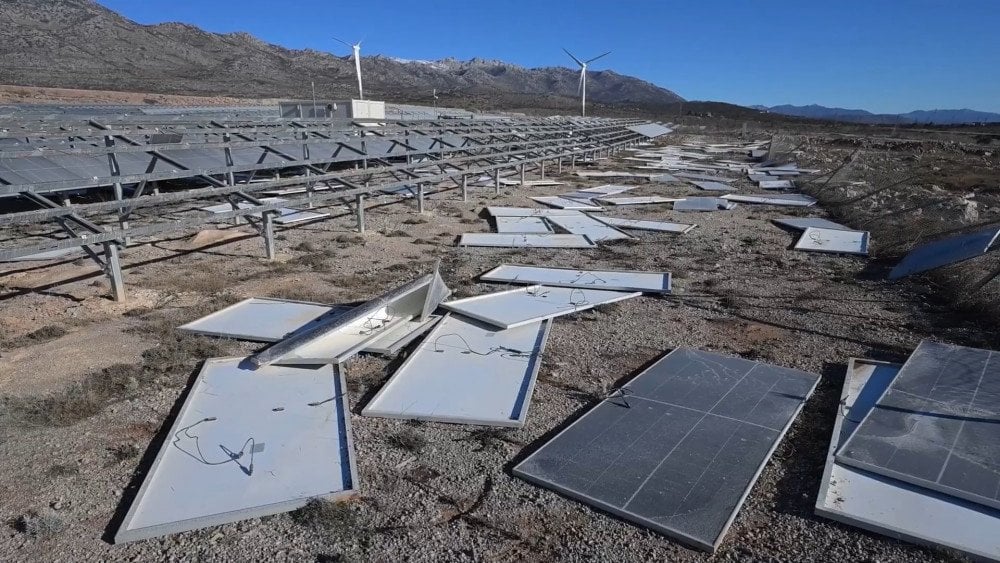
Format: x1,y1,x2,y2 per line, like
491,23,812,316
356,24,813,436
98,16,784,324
96,0,1000,114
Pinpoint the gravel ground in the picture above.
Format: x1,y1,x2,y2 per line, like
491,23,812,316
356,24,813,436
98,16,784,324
0,132,991,562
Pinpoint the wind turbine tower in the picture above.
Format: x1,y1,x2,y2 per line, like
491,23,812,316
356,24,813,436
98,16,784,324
562,48,611,117
334,37,364,99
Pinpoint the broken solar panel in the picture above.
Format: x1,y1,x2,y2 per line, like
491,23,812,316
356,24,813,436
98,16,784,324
758,180,794,190
479,264,671,294
675,172,735,182
772,217,850,232
595,217,696,234
690,180,735,192
486,206,583,217
722,193,817,207
593,196,680,206
115,359,357,543
514,347,819,552
178,297,349,342
888,226,1000,280
817,358,1000,560
362,314,550,427
794,227,869,256
837,340,1000,512
441,285,640,329
248,272,450,367
458,233,596,248
673,197,737,212
530,196,604,211
494,216,553,234
544,214,631,242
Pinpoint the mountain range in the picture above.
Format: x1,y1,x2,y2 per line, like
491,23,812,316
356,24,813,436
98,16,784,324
0,0,683,112
753,104,1000,125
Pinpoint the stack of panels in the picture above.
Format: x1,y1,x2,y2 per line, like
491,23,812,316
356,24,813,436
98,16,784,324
816,357,1000,561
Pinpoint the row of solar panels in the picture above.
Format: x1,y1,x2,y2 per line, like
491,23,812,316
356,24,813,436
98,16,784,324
0,120,637,195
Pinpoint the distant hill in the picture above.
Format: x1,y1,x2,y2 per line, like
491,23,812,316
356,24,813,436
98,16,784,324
0,0,684,112
754,104,1000,125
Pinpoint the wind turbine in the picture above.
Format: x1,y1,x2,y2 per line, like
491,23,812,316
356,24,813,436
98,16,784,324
334,36,364,99
563,48,610,117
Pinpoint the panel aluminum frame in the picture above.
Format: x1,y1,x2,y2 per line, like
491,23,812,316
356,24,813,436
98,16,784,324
594,216,696,234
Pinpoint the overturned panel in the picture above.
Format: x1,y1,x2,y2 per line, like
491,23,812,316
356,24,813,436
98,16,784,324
486,206,583,217
817,358,1000,562
758,180,794,190
578,184,638,195
249,272,450,367
673,197,737,212
627,123,673,138
837,340,1000,511
888,226,1000,280
530,196,604,211
794,227,869,256
514,347,820,552
595,216,696,234
479,264,671,293
494,216,553,234
690,180,736,192
594,196,680,206
545,213,631,242
722,193,817,207
362,314,550,426
458,233,596,248
362,315,442,355
772,217,850,232
178,297,345,342
441,285,640,329
675,172,735,182
115,359,357,543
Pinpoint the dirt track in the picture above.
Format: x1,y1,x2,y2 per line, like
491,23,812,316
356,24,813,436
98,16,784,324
0,132,994,562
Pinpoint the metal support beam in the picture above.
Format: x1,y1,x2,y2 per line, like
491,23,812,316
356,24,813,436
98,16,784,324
540,160,546,179
494,170,501,195
356,195,366,233
520,164,526,186
104,242,125,302
417,184,425,213
262,212,276,260
557,158,562,174
461,175,468,202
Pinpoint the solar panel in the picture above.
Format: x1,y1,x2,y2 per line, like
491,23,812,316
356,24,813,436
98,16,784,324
114,359,357,543
722,193,817,207
595,217,696,234
530,196,604,211
458,233,596,248
888,226,1000,280
794,227,869,255
440,285,641,329
690,181,735,192
478,264,671,293
514,347,820,552
494,216,553,234
816,358,1000,560
673,197,736,212
178,297,345,342
593,196,680,206
772,217,850,232
837,340,1000,512
544,214,631,242
362,314,550,426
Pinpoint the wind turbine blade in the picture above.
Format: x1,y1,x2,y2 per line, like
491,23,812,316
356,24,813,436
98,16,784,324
562,48,584,67
585,51,612,64
332,36,351,48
